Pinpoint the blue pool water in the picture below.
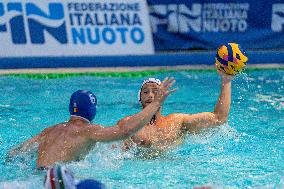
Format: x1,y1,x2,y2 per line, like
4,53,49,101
0,70,283,189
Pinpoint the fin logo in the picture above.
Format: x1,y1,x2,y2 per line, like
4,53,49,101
0,3,7,33
272,4,284,32
0,2,67,44
149,4,201,33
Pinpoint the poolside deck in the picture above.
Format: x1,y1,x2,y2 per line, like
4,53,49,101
0,64,283,75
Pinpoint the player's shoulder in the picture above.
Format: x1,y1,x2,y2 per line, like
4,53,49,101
164,113,190,120
82,123,103,131
39,123,60,137
42,124,58,133
73,124,104,137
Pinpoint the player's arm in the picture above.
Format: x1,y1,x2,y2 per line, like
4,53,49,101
6,126,54,162
181,74,232,133
86,77,177,142
6,133,41,161
86,108,157,142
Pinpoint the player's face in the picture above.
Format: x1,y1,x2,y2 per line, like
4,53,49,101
140,82,160,108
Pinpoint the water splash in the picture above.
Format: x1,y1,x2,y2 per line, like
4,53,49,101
0,177,42,189
255,94,284,110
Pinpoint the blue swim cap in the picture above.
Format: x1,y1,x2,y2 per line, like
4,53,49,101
69,90,97,122
76,179,106,189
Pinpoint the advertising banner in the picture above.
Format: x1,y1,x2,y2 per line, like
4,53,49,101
0,0,154,57
148,0,284,50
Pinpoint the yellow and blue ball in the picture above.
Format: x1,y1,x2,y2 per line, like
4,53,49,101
215,43,248,76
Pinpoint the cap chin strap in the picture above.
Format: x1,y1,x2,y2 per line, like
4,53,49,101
70,115,91,124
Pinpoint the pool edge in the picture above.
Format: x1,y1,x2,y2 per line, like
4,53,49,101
0,64,283,75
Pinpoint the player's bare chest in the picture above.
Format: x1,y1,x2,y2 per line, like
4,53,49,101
136,121,181,139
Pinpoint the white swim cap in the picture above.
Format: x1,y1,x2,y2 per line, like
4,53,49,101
44,165,76,189
138,78,161,103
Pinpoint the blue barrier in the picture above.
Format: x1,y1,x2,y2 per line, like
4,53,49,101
0,51,283,69
147,0,284,50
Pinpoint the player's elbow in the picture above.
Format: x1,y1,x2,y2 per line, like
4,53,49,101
121,129,132,138
215,113,228,125
218,117,228,125
118,125,132,139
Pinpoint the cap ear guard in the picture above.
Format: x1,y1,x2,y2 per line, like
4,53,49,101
138,89,142,103
138,78,161,103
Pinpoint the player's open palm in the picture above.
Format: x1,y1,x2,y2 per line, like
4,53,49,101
155,77,177,104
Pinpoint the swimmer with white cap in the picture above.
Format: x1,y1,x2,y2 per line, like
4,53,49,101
121,74,233,153
44,165,106,189
7,78,176,169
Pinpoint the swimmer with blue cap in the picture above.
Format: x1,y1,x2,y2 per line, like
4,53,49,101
121,74,233,154
7,78,176,169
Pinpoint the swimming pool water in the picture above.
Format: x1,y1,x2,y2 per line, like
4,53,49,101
0,70,283,188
